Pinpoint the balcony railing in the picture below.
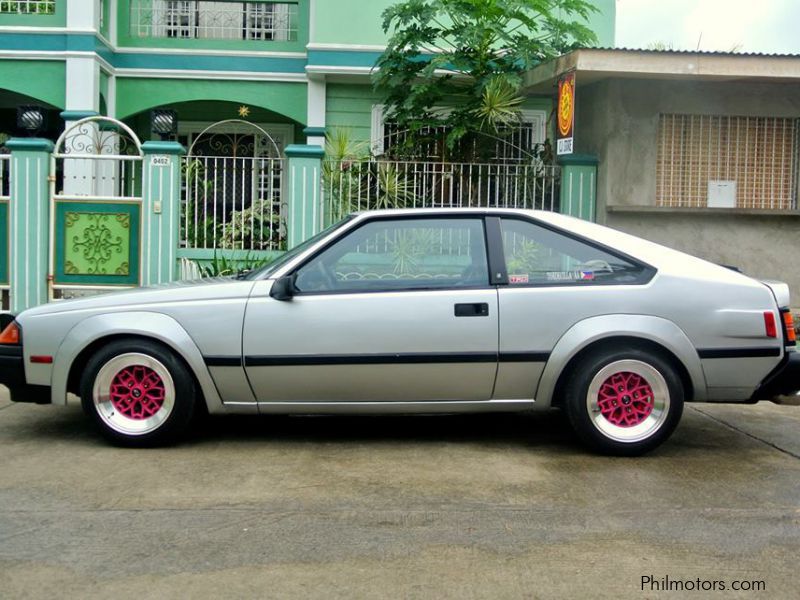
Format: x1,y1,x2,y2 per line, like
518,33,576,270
130,1,298,42
0,0,55,14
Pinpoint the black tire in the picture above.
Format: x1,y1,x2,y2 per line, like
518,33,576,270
80,339,197,447
563,346,684,456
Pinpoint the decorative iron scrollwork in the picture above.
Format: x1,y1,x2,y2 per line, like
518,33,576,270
187,119,281,159
56,121,141,157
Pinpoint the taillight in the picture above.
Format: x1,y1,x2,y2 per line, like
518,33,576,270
0,321,20,345
764,311,778,338
782,310,796,345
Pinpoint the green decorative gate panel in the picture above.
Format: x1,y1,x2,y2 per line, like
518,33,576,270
54,202,141,286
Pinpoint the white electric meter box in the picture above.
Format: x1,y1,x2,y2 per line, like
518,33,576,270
707,180,737,208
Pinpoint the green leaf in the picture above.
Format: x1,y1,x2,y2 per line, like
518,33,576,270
373,0,598,159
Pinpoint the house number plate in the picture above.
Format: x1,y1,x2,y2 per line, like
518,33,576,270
150,155,170,167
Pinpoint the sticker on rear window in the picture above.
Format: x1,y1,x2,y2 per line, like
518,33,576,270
509,274,529,284
545,271,595,281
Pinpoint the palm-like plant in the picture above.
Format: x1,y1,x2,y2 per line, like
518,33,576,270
373,163,417,209
475,77,524,132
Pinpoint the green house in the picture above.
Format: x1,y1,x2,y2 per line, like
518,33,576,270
0,1,616,152
0,1,615,310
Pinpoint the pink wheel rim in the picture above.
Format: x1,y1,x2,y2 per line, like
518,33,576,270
109,365,166,420
597,371,654,427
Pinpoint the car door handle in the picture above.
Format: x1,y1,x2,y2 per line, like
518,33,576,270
454,303,489,317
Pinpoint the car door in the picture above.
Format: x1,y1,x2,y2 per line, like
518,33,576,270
492,215,656,400
242,215,499,403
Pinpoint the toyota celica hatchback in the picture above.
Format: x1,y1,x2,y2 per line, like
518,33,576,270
1,209,798,455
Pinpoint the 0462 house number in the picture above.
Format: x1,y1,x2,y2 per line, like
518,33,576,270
150,155,170,167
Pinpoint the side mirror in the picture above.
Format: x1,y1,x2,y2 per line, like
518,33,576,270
269,274,296,301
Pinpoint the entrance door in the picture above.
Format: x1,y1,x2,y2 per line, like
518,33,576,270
242,216,499,402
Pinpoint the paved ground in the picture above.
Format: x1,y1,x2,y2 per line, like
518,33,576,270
1,390,798,599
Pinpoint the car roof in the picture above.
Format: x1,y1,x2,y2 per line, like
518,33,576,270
347,208,758,287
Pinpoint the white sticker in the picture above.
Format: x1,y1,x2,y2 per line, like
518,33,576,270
150,155,170,167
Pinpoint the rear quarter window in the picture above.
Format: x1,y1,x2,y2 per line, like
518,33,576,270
500,218,653,286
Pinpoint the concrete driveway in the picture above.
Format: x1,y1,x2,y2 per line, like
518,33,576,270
1,390,798,599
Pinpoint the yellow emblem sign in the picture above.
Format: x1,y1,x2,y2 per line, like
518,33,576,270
556,72,575,155
558,77,574,137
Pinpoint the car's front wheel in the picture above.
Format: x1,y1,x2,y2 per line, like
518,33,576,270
80,339,196,447
563,347,684,455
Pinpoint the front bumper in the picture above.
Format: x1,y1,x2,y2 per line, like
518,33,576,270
0,345,50,404
752,351,800,400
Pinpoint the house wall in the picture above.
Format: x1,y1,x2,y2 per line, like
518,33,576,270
326,84,378,144
116,78,307,123
577,77,800,305
327,83,556,148
0,60,66,109
312,0,616,47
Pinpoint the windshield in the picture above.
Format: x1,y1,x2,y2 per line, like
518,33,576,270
244,216,355,280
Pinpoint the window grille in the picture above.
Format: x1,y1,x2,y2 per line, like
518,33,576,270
656,114,799,210
131,1,297,42
166,1,193,38
373,107,548,164
0,0,55,14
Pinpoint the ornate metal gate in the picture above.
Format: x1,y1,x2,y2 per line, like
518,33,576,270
181,119,285,251
50,117,144,300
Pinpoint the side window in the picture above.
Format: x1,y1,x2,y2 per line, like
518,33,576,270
295,218,488,293
500,218,648,285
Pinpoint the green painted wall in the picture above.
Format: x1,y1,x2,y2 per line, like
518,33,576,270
327,84,555,146
314,1,391,46
99,70,110,115
314,0,615,47
326,84,379,144
165,100,297,124
0,60,65,109
584,0,615,47
116,78,307,123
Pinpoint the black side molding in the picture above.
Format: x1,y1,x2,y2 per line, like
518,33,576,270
208,352,553,367
697,347,781,359
244,353,499,366
499,352,551,362
204,356,243,367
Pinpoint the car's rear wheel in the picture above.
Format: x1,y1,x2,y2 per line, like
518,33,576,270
563,347,684,455
80,340,196,447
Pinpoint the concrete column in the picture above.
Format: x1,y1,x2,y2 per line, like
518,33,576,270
67,0,99,30
284,144,325,248
5,138,54,311
141,141,186,285
109,0,119,45
305,76,327,146
558,154,599,222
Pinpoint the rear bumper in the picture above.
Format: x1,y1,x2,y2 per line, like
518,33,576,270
0,346,26,387
0,345,50,404
752,351,800,400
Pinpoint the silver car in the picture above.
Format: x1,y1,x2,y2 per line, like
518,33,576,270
1,209,797,454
